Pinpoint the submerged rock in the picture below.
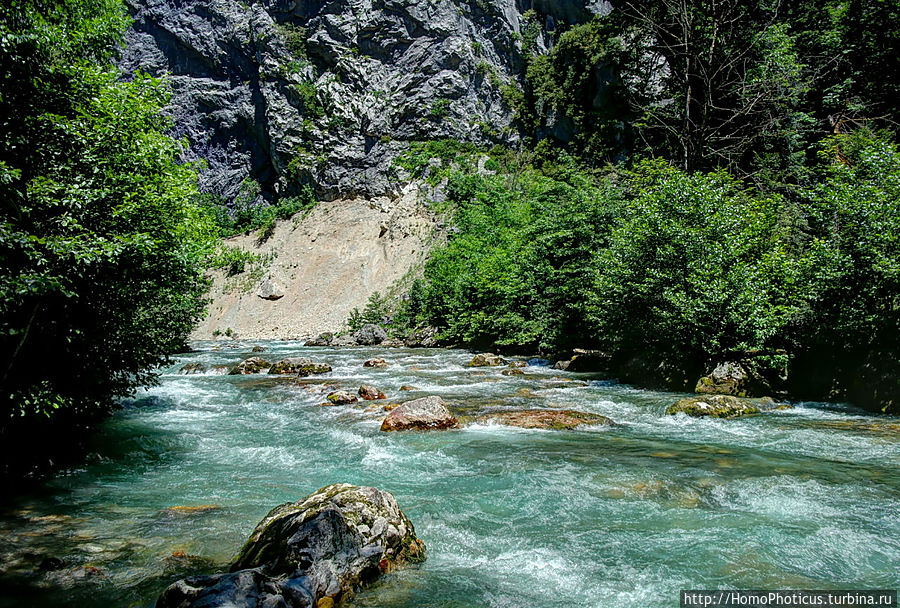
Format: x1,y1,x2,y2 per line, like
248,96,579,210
251,345,267,353
476,409,615,430
467,353,507,367
666,395,775,419
353,324,387,346
358,385,386,401
161,505,222,517
380,396,459,432
363,358,388,368
229,357,270,375
695,361,771,397
162,551,217,576
156,484,425,608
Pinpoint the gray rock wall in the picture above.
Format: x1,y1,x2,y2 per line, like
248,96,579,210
121,0,607,202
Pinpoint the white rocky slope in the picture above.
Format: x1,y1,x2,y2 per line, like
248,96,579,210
191,185,438,340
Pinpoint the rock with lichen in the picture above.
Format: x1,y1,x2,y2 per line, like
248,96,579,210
380,396,459,431
156,484,425,608
665,394,775,419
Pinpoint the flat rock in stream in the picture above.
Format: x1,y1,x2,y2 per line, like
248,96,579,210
476,409,615,430
156,484,425,608
666,395,775,419
380,396,459,431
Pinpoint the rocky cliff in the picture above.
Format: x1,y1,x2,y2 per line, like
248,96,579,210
120,0,610,203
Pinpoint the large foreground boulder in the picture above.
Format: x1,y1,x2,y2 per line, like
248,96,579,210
156,484,425,608
476,409,615,430
380,396,459,431
666,394,775,419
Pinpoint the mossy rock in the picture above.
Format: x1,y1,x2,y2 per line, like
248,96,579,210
665,394,774,419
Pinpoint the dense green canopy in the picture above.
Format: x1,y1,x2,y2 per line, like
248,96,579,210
0,0,218,475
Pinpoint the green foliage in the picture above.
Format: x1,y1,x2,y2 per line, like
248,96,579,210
292,81,323,118
794,132,900,355
591,161,797,369
0,0,220,464
279,22,308,59
429,98,452,119
201,181,317,240
395,139,480,186
404,133,899,410
415,156,620,350
348,292,393,331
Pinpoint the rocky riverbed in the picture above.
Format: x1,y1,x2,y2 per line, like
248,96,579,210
0,342,898,607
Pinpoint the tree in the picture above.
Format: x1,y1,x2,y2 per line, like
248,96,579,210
0,0,217,476
612,0,812,179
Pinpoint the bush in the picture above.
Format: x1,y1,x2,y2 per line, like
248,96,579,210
0,0,219,474
590,161,799,378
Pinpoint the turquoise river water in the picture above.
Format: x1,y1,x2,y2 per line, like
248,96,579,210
0,342,898,607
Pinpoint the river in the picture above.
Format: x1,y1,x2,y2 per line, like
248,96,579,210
1,342,898,607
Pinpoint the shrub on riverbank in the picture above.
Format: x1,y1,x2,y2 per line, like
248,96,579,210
387,135,899,412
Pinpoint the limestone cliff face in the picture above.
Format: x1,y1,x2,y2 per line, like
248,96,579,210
120,0,609,202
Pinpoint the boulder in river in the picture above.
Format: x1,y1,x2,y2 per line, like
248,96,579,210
156,484,426,608
331,334,358,347
251,345,267,353
353,324,387,346
666,395,775,419
229,357,270,375
268,357,313,375
304,332,334,347
695,361,771,397
326,391,358,405
363,358,388,368
299,362,332,377
476,409,615,430
380,396,459,431
467,353,507,367
358,385,386,401
179,363,206,375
